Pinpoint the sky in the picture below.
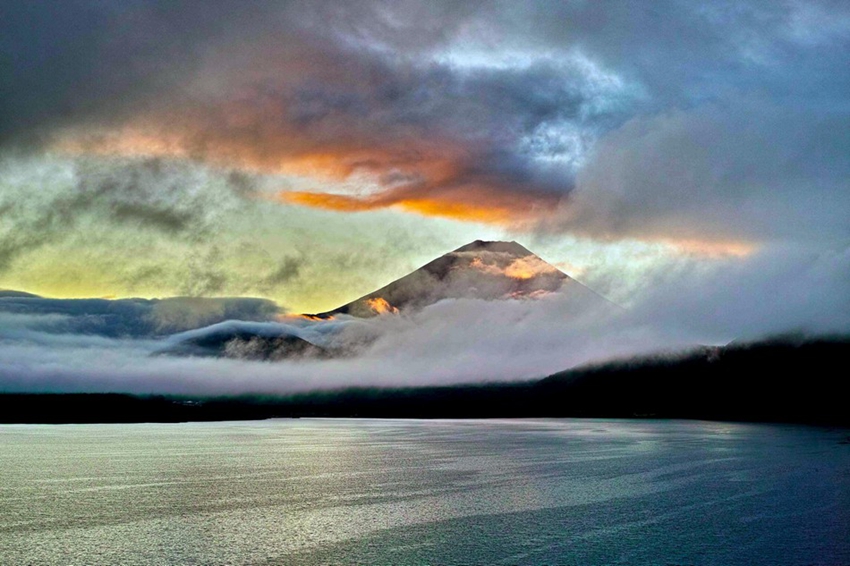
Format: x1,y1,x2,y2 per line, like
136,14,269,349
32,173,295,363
1,1,849,393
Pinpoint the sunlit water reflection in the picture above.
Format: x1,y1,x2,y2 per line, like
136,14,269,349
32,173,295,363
1,419,848,565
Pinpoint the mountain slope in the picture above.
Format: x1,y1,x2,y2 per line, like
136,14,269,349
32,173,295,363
317,240,610,317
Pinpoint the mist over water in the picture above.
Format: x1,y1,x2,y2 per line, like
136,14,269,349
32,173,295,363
2,236,849,396
2,419,848,565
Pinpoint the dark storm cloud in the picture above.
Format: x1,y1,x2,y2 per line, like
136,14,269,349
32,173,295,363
4,1,848,151
492,0,850,106
1,0,634,222
181,53,624,221
486,1,850,243
3,0,843,241
0,0,289,147
54,45,627,223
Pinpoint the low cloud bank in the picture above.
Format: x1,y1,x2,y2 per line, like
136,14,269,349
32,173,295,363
1,241,847,396
0,295,280,338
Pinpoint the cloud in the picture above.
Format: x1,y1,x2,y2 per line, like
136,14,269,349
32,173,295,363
1,0,849,394
4,1,848,243
0,0,289,147
276,189,548,226
54,54,627,227
0,295,282,338
0,294,657,395
147,297,282,334
484,0,850,107
557,103,850,244
1,240,847,395
3,2,631,225
624,242,850,341
0,148,482,311
265,256,304,286
0,154,253,274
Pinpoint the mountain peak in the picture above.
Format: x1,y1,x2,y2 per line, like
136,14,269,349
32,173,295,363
453,240,532,256
316,240,608,318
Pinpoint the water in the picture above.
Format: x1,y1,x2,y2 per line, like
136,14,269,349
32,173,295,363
1,419,848,565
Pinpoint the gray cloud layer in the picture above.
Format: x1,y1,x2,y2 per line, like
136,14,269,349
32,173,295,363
0,155,253,274
565,103,850,243
6,1,847,243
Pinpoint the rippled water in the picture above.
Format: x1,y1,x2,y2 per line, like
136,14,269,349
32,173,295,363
1,419,848,565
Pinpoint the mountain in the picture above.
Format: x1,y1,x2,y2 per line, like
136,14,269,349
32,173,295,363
315,240,610,318
157,240,610,360
159,325,329,360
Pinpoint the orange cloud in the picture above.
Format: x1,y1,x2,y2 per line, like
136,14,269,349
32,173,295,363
396,198,516,224
51,103,564,227
276,185,562,226
277,191,524,224
51,126,766,250
279,191,380,212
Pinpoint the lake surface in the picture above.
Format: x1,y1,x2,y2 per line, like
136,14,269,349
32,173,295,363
1,419,848,565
